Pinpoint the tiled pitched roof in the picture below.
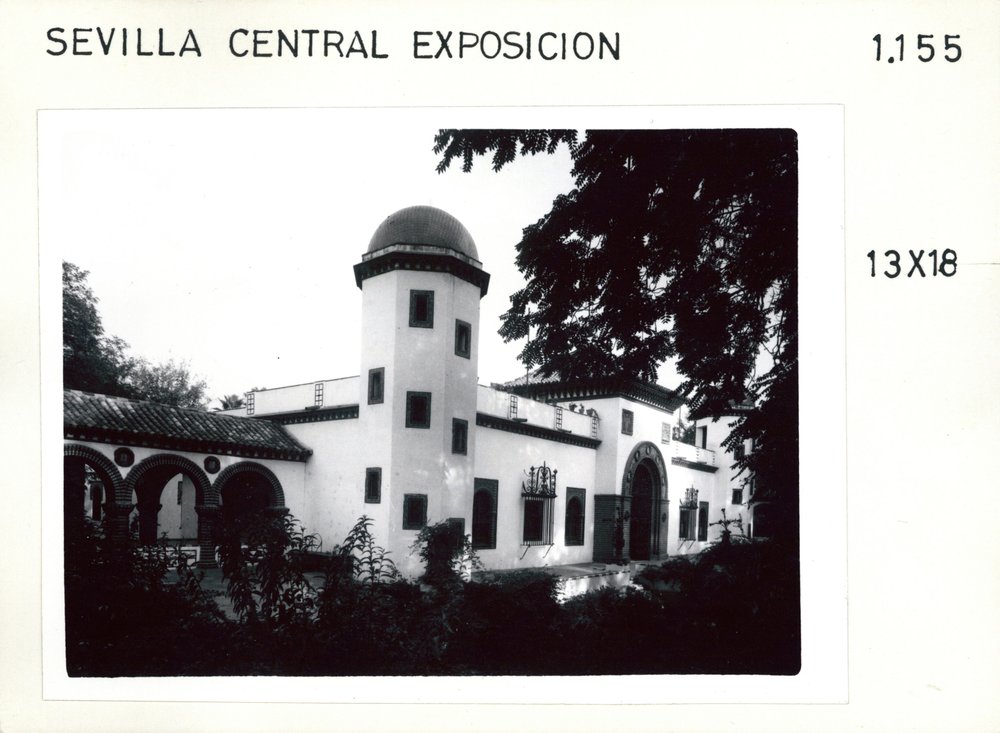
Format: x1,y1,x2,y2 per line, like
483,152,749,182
64,390,312,462
500,372,685,414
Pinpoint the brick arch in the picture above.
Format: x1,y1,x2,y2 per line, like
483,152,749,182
64,442,125,501
123,453,215,506
621,441,668,499
213,461,285,508
622,440,669,561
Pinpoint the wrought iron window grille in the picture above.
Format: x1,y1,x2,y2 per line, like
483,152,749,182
522,462,558,498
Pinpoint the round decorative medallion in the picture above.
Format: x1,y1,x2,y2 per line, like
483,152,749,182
113,447,134,467
203,456,220,474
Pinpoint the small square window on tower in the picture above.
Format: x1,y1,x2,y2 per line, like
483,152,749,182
409,290,434,328
403,493,428,530
367,368,384,405
621,409,634,436
452,418,468,454
454,319,471,358
364,467,382,504
405,391,432,428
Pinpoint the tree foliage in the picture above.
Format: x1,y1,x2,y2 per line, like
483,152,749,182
63,261,135,397
434,130,798,527
128,358,208,409
218,393,245,410
63,261,209,409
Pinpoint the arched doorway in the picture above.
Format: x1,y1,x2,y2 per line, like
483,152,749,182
629,461,659,560
214,462,287,540
63,444,125,539
121,454,216,566
620,441,669,561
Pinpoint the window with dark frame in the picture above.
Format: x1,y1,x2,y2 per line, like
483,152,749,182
364,467,382,504
621,409,634,435
472,478,498,550
731,487,744,505
734,443,746,460
245,392,255,415
451,418,468,454
679,506,697,540
698,501,710,541
405,391,432,428
454,319,471,358
314,382,324,407
661,422,671,443
522,496,554,545
402,493,427,530
565,487,586,546
409,290,434,328
367,368,384,405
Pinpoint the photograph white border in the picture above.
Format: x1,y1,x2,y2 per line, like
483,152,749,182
40,103,845,705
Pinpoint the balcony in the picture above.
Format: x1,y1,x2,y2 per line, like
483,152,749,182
670,440,716,468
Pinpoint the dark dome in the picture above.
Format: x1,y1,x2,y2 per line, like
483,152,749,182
367,205,479,261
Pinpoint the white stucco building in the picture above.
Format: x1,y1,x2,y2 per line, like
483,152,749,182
64,205,756,578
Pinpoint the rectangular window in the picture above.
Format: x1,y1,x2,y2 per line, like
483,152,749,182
409,289,434,328
523,496,554,545
565,487,586,546
554,406,564,431
699,426,708,449
734,443,746,460
405,391,432,428
679,507,697,540
698,501,710,541
454,319,471,358
177,480,183,505
508,394,518,420
731,487,744,505
364,467,382,504
367,368,384,405
621,409,634,436
472,478,499,550
451,418,468,454
245,392,255,416
314,382,324,407
402,493,427,530
661,422,672,443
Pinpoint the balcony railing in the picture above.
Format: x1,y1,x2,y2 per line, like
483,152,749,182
671,440,716,466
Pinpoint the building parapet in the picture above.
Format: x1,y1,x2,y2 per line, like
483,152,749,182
222,376,361,417
477,384,598,441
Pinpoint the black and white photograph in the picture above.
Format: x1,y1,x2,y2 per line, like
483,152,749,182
47,111,805,681
7,0,999,730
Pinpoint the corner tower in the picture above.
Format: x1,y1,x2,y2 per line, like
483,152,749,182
353,206,490,572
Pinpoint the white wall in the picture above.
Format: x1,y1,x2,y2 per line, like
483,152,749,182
473,426,598,571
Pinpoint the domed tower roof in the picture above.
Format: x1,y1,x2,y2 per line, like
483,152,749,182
367,205,480,261
354,205,490,297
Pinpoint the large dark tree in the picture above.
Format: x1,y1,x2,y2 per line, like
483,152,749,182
63,261,208,409
435,130,798,535
63,261,134,397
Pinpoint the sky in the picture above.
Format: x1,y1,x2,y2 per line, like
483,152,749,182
42,109,625,405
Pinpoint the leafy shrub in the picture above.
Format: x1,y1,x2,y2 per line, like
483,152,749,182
409,520,482,587
216,511,322,627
